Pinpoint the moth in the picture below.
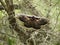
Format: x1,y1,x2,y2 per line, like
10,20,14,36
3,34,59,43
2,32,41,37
16,14,49,29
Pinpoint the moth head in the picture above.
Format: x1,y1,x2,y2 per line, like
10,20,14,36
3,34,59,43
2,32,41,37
39,18,49,25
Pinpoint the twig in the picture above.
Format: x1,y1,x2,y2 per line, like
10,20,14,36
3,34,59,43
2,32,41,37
53,12,60,30
0,31,17,38
46,0,52,18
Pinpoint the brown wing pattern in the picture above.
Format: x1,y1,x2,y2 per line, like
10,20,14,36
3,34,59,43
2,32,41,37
18,15,48,29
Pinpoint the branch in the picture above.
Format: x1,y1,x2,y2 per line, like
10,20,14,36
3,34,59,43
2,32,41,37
3,0,31,44
0,0,8,11
0,4,20,10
